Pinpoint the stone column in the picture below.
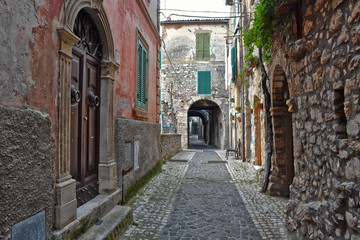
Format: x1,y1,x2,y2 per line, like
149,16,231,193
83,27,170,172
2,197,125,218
98,61,119,194
54,28,80,229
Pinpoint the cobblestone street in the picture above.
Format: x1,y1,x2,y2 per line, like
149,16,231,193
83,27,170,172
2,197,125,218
120,149,295,240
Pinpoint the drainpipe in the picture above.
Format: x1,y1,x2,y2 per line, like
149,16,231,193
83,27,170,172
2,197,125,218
239,2,245,161
170,81,174,133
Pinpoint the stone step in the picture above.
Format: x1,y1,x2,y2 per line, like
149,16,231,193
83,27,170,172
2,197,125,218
77,205,132,240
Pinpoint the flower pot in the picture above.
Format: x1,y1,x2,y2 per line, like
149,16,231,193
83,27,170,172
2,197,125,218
249,109,253,114
257,103,263,109
237,117,241,122
246,70,251,76
278,4,290,15
250,61,256,68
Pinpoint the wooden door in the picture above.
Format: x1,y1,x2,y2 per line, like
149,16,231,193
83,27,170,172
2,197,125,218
71,46,100,207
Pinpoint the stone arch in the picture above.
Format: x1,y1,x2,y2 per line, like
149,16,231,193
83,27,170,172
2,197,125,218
268,65,294,196
55,0,118,228
187,99,224,149
64,0,115,62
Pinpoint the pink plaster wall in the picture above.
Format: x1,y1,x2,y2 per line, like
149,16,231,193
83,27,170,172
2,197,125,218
105,0,160,122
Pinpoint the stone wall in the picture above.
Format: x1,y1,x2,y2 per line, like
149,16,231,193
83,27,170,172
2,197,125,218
0,105,52,240
263,0,360,239
114,119,162,202
161,20,229,149
160,134,182,161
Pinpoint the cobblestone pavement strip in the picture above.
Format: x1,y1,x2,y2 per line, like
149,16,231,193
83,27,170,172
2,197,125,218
120,150,295,240
216,150,296,240
159,151,261,240
120,161,188,240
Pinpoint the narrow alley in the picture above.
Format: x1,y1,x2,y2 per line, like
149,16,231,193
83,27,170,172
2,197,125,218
120,147,294,240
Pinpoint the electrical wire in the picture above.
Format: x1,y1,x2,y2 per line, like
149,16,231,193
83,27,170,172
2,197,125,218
162,13,250,19
160,9,232,14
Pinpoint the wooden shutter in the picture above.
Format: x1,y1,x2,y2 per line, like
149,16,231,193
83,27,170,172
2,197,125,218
231,40,238,82
203,33,210,60
196,34,204,59
137,39,148,109
198,71,204,94
141,47,147,107
137,42,143,107
204,71,211,94
198,71,211,94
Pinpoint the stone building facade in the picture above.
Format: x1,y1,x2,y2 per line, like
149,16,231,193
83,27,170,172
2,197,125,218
161,19,230,149
0,0,162,239
228,0,360,238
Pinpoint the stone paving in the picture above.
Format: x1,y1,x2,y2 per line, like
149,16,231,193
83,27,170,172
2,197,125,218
159,151,261,240
120,149,295,240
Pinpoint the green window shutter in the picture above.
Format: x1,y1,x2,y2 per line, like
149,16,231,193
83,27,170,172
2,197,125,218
203,33,210,60
204,71,211,94
196,33,210,60
231,41,238,82
196,34,204,59
137,39,148,109
198,71,211,94
234,40,238,79
137,43,143,106
198,71,203,94
231,46,235,82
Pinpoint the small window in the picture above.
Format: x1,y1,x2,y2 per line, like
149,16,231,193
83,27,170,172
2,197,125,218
198,71,211,94
137,38,148,109
196,33,210,60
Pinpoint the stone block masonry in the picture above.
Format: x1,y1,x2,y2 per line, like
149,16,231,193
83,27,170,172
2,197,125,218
160,134,182,161
114,118,162,202
263,0,360,239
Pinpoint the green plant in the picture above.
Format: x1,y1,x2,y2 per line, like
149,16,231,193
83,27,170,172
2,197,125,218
234,105,242,112
243,0,277,63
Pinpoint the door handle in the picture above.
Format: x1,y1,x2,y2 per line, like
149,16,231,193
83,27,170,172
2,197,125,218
71,84,81,105
88,91,100,107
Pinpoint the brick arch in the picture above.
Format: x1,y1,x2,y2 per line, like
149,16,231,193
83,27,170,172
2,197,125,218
268,65,294,197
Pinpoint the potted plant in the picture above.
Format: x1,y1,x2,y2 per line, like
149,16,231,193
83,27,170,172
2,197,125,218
246,70,251,76
237,117,241,122
248,55,258,68
249,108,253,114
230,114,235,120
234,105,242,112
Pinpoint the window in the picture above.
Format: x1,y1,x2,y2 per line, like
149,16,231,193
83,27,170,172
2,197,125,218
198,71,211,94
196,33,210,60
137,38,148,109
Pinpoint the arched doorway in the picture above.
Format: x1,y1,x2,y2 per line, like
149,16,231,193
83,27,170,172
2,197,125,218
187,100,224,149
55,1,118,228
269,65,294,196
70,9,102,206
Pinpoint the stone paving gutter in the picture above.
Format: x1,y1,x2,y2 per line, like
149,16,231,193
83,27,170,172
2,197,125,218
120,150,296,240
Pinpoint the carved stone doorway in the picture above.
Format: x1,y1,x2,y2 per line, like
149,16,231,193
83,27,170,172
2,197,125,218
70,9,102,207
